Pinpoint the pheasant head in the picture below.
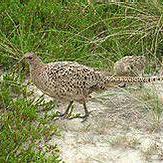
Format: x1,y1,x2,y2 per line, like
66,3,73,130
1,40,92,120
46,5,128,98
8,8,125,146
24,52,43,69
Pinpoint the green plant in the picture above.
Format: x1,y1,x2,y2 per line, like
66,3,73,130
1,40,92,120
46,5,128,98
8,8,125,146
137,86,163,131
0,1,163,161
1,1,162,70
0,73,61,162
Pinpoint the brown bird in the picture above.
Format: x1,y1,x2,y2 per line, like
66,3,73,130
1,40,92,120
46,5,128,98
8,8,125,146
114,56,146,77
25,52,162,121
114,56,147,87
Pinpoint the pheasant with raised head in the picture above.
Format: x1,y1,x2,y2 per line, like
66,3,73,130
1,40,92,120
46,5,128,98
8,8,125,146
25,52,162,121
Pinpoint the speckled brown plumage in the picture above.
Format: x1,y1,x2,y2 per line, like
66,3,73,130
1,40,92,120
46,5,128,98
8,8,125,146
114,56,146,77
25,52,163,121
113,56,147,87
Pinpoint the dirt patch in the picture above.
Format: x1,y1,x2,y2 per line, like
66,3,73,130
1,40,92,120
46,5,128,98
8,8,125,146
29,83,163,162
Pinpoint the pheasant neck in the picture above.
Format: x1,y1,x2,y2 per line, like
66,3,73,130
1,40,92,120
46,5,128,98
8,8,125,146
29,60,44,73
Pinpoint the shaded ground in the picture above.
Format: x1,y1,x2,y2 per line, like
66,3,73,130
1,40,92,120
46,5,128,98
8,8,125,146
29,82,163,163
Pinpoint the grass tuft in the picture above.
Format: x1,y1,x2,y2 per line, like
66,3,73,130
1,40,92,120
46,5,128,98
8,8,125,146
0,73,61,162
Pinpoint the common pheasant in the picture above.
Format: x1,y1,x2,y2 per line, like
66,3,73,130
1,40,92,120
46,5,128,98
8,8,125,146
25,52,162,121
114,56,146,87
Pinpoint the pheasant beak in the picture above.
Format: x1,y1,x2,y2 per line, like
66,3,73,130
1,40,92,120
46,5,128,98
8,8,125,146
24,52,35,61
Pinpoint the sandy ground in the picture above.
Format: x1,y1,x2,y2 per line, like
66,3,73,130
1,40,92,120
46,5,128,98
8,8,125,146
28,82,163,163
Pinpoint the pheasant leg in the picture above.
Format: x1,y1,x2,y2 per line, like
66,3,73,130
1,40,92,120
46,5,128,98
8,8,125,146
59,101,74,118
80,102,91,122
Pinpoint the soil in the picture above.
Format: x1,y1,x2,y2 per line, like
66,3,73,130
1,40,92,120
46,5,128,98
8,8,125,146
29,81,163,163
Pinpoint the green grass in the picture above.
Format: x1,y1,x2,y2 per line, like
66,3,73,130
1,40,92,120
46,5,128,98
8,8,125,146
0,0,163,162
136,86,163,131
1,1,162,70
0,73,61,162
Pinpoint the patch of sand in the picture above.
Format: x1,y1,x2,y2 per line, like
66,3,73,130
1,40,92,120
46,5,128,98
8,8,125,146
29,83,163,163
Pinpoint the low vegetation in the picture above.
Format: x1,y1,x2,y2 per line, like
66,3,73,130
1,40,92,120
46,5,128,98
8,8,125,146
0,0,163,162
0,73,61,162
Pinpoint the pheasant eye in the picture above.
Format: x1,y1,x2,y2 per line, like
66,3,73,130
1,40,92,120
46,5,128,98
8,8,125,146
28,56,33,60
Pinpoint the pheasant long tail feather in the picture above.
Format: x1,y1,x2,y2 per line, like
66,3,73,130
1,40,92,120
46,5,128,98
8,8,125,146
107,75,163,84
